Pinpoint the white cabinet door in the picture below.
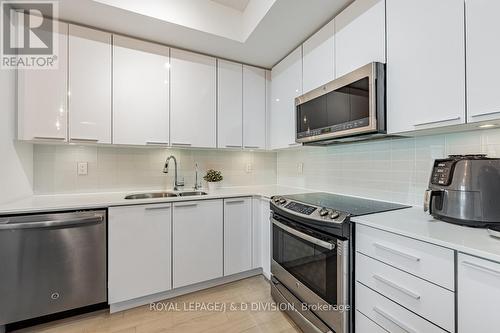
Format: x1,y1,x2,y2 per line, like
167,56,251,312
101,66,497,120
458,253,500,333
302,19,335,93
270,46,302,149
386,0,465,134
170,49,216,148
224,197,252,276
108,204,172,304
113,36,170,146
243,65,267,149
173,200,223,288
18,21,68,142
68,25,112,143
466,0,500,123
218,60,243,148
335,0,386,78
252,198,262,270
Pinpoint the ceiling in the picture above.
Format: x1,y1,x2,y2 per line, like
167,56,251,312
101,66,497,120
211,0,250,12
57,0,353,68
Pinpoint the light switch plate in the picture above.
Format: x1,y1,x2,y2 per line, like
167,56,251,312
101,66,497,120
78,162,88,176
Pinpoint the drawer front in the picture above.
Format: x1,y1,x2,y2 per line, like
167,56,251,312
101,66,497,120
356,253,455,332
355,310,387,333
356,282,449,333
356,224,455,290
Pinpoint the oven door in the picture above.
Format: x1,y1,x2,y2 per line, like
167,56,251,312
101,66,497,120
271,215,349,333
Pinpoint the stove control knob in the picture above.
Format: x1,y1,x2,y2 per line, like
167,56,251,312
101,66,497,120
273,197,281,203
279,198,287,205
330,211,340,219
319,208,329,217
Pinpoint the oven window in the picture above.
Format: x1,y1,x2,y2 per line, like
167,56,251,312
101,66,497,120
273,223,338,304
297,77,369,133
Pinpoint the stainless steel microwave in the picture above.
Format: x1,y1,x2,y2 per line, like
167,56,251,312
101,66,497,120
295,62,386,145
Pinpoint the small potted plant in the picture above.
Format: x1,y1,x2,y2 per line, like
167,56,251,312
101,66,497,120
204,169,223,192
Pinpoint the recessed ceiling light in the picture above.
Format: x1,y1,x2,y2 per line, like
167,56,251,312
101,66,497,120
479,124,497,128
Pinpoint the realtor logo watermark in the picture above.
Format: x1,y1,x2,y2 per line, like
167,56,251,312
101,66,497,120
1,0,59,69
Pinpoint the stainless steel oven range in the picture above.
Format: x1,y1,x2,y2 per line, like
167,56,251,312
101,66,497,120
270,193,410,333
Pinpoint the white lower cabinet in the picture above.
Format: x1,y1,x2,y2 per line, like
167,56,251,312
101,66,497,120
356,282,447,333
173,200,223,288
108,204,172,304
458,253,500,333
224,198,252,276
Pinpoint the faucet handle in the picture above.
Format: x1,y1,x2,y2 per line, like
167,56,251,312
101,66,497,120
177,176,185,187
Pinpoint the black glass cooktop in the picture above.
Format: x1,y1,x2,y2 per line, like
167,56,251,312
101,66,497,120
284,192,411,216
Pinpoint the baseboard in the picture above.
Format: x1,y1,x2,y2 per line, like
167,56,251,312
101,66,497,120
110,268,263,313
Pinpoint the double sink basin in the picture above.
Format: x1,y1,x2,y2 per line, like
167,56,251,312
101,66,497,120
125,191,208,200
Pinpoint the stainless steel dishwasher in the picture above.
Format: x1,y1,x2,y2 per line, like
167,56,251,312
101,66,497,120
0,210,107,326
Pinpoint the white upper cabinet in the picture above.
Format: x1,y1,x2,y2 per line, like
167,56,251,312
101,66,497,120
68,25,112,143
270,46,303,149
302,19,335,93
170,49,217,148
335,0,386,78
243,65,267,149
466,0,500,123
224,198,253,276
217,60,243,148
458,253,500,333
113,36,170,146
18,20,68,142
386,0,466,134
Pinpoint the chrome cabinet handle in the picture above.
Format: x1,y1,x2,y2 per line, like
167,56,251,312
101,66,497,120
171,142,192,147
471,110,500,118
244,145,260,149
225,145,242,148
373,307,418,333
146,141,168,145
373,242,421,262
70,138,99,142
225,199,245,204
462,260,500,276
414,117,460,127
372,274,421,300
272,219,335,250
174,202,198,208
288,143,301,147
33,136,66,141
145,205,171,211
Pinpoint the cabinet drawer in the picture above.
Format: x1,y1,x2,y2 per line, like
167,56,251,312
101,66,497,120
356,224,454,290
356,282,448,333
355,310,387,333
356,253,454,332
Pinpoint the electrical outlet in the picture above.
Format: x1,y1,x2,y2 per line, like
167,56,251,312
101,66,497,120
297,162,304,174
77,162,88,176
245,163,253,173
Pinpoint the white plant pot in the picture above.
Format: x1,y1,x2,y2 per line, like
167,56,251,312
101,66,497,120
207,182,218,192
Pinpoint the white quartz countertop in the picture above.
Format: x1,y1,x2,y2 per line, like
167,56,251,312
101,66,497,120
352,207,500,263
0,185,310,215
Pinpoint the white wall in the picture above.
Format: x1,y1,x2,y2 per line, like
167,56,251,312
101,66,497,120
33,145,276,194
277,129,500,206
0,69,33,203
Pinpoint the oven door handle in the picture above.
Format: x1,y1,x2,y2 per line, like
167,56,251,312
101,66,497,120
272,219,335,250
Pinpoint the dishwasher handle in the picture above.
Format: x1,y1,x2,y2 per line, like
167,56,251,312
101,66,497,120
0,214,105,230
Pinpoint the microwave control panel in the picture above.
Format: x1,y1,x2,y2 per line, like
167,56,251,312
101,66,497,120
431,160,455,186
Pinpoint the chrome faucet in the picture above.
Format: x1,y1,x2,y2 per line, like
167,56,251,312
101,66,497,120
163,155,184,190
194,163,202,190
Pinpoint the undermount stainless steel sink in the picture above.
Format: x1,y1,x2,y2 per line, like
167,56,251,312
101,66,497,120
124,191,208,199
124,192,178,200
177,191,208,197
